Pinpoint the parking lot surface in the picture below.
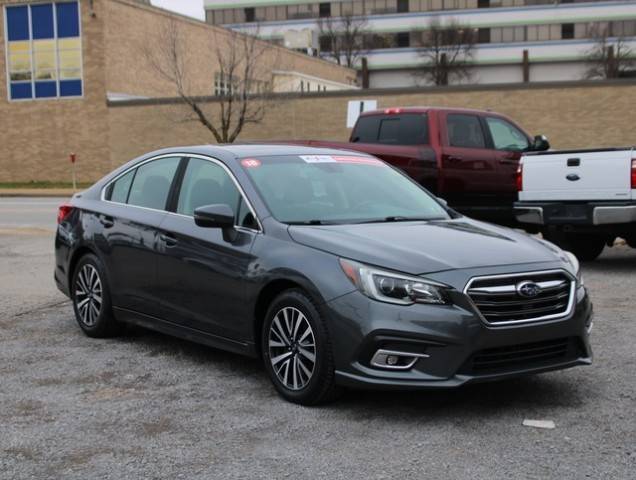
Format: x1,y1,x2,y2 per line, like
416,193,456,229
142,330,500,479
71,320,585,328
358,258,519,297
1,199,634,479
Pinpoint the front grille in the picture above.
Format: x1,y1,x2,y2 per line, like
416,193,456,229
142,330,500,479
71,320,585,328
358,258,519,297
466,270,574,325
461,337,576,374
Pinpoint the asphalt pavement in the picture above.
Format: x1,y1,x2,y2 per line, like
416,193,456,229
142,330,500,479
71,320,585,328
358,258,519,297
0,198,634,479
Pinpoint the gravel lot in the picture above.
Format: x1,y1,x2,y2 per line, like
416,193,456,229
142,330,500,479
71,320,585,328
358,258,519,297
1,199,635,479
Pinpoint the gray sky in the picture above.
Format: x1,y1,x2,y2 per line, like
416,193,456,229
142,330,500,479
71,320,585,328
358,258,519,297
151,0,205,20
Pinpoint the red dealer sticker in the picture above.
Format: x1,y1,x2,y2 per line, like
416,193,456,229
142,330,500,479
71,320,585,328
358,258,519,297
241,158,262,168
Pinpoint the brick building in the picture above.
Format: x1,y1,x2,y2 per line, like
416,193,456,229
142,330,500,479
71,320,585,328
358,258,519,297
0,0,357,182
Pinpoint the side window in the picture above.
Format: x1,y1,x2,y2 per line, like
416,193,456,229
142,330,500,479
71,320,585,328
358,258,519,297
177,158,240,217
127,157,180,210
447,114,486,149
378,118,400,144
351,116,380,143
485,117,530,151
106,169,135,203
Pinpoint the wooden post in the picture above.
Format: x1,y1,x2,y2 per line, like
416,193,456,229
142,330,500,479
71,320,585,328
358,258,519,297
522,49,530,83
440,53,448,86
361,57,370,89
607,45,616,78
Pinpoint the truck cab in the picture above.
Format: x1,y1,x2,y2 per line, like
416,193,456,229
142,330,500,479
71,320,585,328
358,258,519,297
348,107,546,225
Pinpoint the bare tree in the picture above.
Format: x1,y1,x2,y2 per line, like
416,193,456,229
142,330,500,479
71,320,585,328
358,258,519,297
142,18,280,143
416,19,477,86
317,13,367,68
583,24,635,80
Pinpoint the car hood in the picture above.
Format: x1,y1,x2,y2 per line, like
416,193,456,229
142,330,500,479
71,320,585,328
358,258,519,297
288,219,563,275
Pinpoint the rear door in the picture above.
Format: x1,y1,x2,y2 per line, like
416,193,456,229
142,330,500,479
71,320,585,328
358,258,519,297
153,156,258,341
350,113,437,192
520,149,633,201
100,155,183,317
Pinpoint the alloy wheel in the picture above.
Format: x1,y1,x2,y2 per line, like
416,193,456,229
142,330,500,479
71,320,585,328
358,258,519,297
268,306,316,391
74,264,103,327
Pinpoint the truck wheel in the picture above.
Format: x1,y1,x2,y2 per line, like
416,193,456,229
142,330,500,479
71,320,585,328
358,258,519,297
543,231,606,262
565,235,606,261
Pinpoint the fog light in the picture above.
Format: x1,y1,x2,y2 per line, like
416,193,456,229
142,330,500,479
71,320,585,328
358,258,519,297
370,349,430,371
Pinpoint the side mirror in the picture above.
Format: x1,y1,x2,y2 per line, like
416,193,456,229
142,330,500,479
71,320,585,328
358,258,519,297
194,204,235,229
532,135,550,152
437,197,448,207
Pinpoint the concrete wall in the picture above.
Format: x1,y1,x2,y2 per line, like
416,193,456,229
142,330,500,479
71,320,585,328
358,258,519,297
103,80,636,182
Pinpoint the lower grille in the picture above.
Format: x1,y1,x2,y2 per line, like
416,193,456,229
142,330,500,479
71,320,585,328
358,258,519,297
466,270,574,325
461,337,577,374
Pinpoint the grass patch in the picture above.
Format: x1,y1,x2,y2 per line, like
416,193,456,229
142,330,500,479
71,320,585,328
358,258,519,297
0,181,92,189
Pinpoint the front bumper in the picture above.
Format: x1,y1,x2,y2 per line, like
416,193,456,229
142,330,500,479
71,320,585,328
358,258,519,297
326,285,593,390
515,201,636,226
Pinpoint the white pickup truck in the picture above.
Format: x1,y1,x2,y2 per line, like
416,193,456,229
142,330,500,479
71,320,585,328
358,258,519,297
514,147,636,261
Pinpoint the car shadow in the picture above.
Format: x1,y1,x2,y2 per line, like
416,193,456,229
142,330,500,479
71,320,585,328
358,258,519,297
582,245,636,274
333,374,586,420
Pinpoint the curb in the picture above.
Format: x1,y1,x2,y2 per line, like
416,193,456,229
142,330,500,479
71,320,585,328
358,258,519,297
0,190,76,198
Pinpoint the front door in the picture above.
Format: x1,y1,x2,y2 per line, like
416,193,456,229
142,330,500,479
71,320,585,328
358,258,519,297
154,156,258,341
440,112,501,215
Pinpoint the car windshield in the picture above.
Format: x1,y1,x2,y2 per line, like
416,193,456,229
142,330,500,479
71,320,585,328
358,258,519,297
240,154,450,224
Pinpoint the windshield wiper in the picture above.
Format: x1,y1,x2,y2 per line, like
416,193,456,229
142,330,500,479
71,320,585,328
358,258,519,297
354,216,441,224
286,220,340,225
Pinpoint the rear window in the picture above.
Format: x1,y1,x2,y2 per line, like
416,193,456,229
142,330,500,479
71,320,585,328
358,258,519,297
352,114,429,145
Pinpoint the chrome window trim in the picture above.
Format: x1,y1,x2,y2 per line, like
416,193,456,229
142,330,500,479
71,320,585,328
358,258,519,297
463,269,576,327
100,152,263,233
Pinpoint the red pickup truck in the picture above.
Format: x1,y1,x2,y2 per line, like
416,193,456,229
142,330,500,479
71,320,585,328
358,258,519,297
287,107,550,225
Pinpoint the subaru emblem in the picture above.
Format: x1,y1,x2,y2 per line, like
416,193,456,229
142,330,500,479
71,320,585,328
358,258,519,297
516,281,542,298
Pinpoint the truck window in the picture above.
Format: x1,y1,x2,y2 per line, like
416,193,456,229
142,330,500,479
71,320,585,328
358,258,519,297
485,117,530,151
353,114,429,145
447,114,486,149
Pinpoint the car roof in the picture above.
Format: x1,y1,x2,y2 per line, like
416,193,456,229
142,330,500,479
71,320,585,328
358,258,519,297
143,144,374,161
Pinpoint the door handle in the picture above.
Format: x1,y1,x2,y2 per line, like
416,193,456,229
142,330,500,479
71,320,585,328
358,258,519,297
99,215,114,228
447,155,463,162
159,233,178,247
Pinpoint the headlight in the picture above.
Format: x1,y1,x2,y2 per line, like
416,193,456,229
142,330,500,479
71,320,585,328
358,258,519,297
339,258,448,305
564,250,584,286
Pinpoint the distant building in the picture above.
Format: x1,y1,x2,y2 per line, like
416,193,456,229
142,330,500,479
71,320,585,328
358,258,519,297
204,0,636,87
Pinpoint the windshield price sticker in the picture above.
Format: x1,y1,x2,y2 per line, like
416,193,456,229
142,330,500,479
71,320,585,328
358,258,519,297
300,155,383,166
300,155,337,163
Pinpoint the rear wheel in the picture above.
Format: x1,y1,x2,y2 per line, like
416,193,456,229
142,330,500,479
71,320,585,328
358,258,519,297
72,254,122,337
261,289,341,405
543,230,606,262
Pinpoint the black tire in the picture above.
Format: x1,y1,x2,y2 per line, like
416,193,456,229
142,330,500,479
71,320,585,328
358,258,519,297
261,289,341,405
71,254,122,338
543,230,606,262
625,235,636,249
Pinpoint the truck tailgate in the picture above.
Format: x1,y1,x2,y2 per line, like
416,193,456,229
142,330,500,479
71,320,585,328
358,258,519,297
519,149,634,201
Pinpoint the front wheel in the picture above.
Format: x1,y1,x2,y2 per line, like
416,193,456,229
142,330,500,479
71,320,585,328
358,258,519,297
261,289,341,405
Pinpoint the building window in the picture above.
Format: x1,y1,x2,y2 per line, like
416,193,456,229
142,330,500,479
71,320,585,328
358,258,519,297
396,32,410,47
5,2,82,101
478,0,490,7
477,28,491,43
244,7,255,22
562,23,574,40
214,73,237,96
319,2,331,17
397,0,410,12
